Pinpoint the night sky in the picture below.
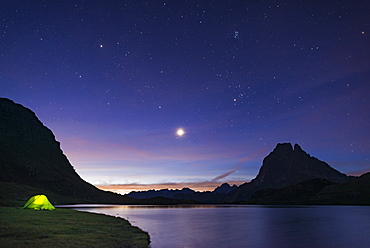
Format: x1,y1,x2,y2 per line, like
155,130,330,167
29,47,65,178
2,1,369,194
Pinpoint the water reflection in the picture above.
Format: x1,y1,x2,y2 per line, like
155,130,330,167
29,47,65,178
62,205,370,248
59,204,314,209
60,204,256,209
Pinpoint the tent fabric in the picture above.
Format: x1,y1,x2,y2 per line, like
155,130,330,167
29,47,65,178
23,195,56,210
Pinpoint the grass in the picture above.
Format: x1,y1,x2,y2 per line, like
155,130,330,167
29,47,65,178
0,207,150,248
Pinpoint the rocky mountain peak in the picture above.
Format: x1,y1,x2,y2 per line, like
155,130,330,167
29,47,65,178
293,143,304,152
251,143,348,188
224,143,350,202
273,142,293,152
212,183,237,194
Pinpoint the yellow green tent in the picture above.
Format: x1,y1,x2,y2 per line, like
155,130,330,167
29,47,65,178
23,195,55,210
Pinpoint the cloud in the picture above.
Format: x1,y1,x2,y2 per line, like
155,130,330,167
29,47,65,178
211,148,267,182
212,171,237,182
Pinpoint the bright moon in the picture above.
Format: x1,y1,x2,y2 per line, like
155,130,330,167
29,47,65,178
176,128,185,136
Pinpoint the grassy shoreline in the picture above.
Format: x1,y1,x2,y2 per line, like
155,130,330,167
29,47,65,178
0,207,150,248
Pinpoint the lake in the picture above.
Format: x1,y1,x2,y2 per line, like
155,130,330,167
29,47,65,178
66,205,370,248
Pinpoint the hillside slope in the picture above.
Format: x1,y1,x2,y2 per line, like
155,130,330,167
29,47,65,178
0,98,136,205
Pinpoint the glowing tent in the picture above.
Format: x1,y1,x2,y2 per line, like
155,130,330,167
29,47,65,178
23,195,55,210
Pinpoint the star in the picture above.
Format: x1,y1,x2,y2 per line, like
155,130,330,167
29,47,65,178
176,128,185,137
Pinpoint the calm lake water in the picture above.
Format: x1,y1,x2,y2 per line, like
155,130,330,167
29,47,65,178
67,205,370,248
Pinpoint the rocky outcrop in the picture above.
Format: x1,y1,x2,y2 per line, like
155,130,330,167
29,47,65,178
252,143,348,187
0,98,80,185
212,183,237,194
224,143,349,202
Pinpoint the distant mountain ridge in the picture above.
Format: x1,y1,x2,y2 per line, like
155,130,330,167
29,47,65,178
127,188,196,199
126,183,237,200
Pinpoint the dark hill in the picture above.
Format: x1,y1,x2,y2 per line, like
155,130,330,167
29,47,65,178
0,98,137,205
246,178,338,205
313,172,370,205
224,143,349,202
246,173,370,205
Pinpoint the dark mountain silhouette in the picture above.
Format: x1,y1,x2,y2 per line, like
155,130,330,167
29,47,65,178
127,188,196,199
246,178,338,204
247,173,370,205
0,98,136,205
126,183,237,202
212,183,237,194
312,172,370,205
0,98,192,206
224,143,350,202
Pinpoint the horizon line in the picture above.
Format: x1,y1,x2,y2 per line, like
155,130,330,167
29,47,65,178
95,181,248,195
